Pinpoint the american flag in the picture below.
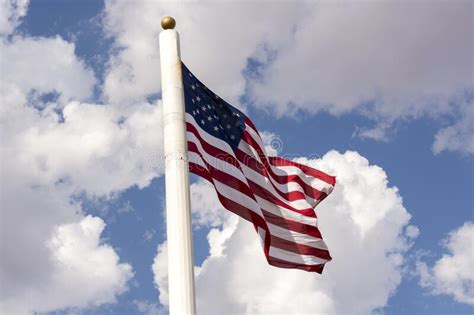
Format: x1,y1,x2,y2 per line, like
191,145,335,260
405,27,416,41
182,63,336,273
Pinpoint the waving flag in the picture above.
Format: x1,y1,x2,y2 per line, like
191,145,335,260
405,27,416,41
182,63,336,273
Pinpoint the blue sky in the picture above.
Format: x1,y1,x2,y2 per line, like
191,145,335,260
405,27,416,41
0,1,472,314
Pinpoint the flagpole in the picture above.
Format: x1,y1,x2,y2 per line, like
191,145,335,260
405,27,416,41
159,16,196,315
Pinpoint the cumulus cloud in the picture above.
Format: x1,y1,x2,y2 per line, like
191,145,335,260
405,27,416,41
6,100,163,195
417,222,474,305
1,35,164,196
153,150,417,314
1,13,163,315
1,216,133,314
1,100,160,310
0,36,96,101
0,90,142,313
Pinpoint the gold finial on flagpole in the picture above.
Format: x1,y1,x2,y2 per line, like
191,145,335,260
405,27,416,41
161,16,176,30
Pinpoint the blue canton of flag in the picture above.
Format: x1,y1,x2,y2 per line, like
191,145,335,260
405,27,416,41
182,64,245,151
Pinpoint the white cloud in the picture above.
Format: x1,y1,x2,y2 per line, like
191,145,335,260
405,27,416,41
102,0,472,151
0,0,28,35
6,100,163,195
417,222,474,305
405,225,420,239
153,150,416,314
1,21,163,315
259,131,282,156
102,0,306,105
0,36,164,197
152,242,169,307
143,229,156,242
0,36,96,101
432,99,474,155
133,299,163,315
249,1,472,118
1,99,160,311
0,215,133,314
355,123,391,142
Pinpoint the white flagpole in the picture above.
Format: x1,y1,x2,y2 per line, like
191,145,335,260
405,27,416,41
159,16,196,315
